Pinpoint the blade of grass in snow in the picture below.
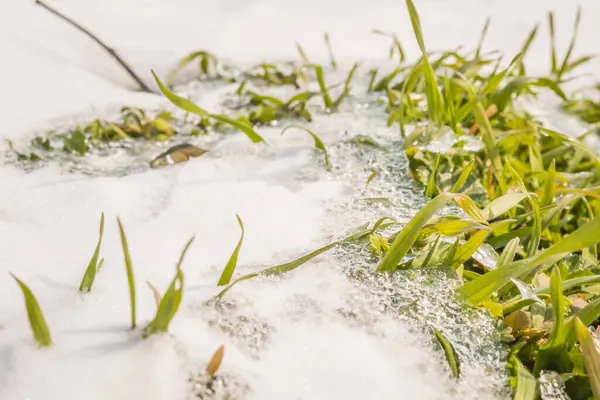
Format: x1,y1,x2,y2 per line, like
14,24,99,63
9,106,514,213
78,212,105,293
206,345,225,377
152,71,265,143
475,17,491,59
217,215,244,286
497,238,520,268
324,33,337,69
296,42,309,64
541,160,556,207
144,237,194,337
281,125,331,169
216,226,373,300
365,171,377,188
10,273,52,347
433,328,460,378
118,218,136,329
421,235,441,269
481,193,528,220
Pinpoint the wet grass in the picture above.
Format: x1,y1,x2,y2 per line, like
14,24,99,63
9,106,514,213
6,0,600,398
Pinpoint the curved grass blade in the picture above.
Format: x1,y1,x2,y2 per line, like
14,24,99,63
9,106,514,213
575,317,600,400
216,226,373,300
365,171,377,188
497,238,520,267
433,328,460,378
117,218,136,329
10,274,52,347
332,63,359,108
152,71,265,143
512,357,538,400
281,125,331,169
144,236,194,337
421,235,441,269
451,160,474,193
78,212,105,293
378,194,450,271
452,230,489,268
217,215,244,286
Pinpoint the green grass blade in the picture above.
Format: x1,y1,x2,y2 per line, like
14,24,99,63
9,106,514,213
117,218,136,329
332,63,359,108
324,33,337,69
433,328,460,378
10,274,52,347
506,159,541,257
153,71,265,143
144,237,194,337
281,125,331,169
296,42,309,64
405,0,445,125
575,317,600,400
450,193,488,225
216,226,374,300
78,212,105,293
425,154,440,198
512,357,538,400
209,114,265,143
421,235,441,269
541,160,556,207
451,160,474,193
153,70,209,117
497,238,520,267
474,102,506,193
461,213,600,304
558,7,582,79
548,12,557,74
548,266,565,345
310,64,333,109
378,194,452,272
475,17,491,59
453,230,489,268
217,215,244,286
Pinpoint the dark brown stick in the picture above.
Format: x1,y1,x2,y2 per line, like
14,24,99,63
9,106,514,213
34,0,155,93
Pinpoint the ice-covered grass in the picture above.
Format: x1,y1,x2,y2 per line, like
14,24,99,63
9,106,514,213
2,0,600,399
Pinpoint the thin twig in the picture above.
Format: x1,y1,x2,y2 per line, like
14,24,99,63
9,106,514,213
34,0,154,93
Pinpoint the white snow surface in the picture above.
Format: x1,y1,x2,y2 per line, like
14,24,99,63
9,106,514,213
1,1,600,399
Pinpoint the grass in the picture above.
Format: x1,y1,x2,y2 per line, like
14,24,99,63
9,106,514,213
78,212,105,293
10,273,52,347
7,0,600,398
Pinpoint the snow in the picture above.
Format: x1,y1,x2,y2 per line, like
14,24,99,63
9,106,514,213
1,0,599,399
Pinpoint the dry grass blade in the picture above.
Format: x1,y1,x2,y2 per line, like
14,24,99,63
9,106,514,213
206,345,225,377
146,281,161,308
10,273,52,347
